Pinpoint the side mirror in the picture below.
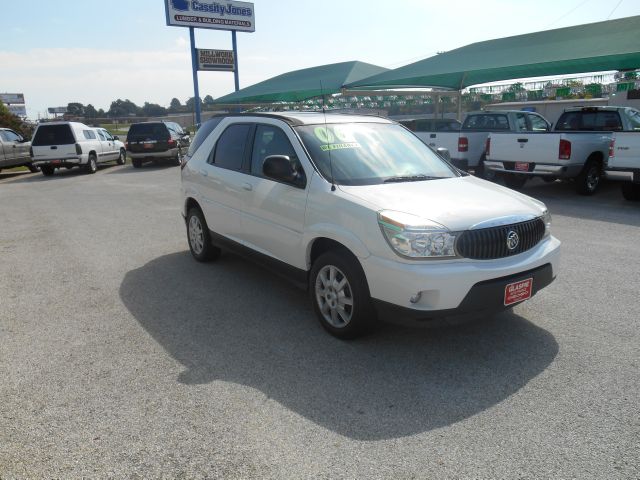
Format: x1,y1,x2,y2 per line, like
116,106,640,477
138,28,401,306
113,135,120,140
436,147,451,161
263,155,305,188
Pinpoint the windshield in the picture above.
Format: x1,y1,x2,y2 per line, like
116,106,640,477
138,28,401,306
295,122,459,186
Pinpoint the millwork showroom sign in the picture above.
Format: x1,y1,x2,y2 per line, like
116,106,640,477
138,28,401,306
165,0,255,32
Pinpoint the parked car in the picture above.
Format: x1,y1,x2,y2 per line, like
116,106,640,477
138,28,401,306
409,110,551,177
606,131,640,201
485,106,640,194
0,128,38,172
126,121,190,168
181,113,560,339
30,122,126,176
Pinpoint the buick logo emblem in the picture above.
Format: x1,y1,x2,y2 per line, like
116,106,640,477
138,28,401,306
506,230,519,250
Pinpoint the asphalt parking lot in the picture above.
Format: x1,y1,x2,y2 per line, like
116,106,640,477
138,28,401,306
1,164,638,479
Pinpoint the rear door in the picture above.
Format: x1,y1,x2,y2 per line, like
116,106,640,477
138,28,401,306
197,122,252,242
31,124,77,162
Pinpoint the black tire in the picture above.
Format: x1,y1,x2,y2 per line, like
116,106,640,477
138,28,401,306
132,159,142,169
116,149,126,165
186,207,220,262
27,164,40,173
309,249,376,339
86,153,98,174
41,166,55,176
575,158,601,195
621,182,640,201
504,173,527,190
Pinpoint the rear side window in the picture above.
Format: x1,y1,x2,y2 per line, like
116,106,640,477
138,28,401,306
556,111,623,131
83,130,96,140
515,113,528,131
187,117,223,157
625,109,640,131
212,124,251,170
32,124,75,146
462,114,509,130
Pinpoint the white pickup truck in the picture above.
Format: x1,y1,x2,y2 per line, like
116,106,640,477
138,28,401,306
31,122,126,176
410,110,550,177
485,106,640,195
607,131,640,201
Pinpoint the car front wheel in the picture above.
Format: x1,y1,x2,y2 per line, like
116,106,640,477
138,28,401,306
310,250,376,339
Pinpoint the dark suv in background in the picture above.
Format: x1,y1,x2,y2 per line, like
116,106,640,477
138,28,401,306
126,121,190,168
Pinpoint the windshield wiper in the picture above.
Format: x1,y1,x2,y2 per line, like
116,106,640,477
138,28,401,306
383,174,446,183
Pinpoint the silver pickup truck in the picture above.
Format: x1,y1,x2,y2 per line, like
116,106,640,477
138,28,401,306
409,110,550,177
485,106,640,195
0,128,37,172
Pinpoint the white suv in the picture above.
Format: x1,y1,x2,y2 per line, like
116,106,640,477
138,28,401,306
181,113,561,338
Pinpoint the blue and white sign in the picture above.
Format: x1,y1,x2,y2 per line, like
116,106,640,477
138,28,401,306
164,0,255,32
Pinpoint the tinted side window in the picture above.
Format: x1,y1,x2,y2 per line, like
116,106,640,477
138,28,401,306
462,114,509,130
212,124,251,170
515,113,528,131
625,109,640,130
32,125,75,146
83,130,96,140
187,118,223,156
251,125,298,177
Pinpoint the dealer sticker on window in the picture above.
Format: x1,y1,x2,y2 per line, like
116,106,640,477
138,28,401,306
504,278,533,306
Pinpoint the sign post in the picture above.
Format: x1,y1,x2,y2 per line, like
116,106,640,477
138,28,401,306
164,0,255,126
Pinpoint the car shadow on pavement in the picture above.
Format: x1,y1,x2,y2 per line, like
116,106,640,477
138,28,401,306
106,163,179,174
120,251,559,441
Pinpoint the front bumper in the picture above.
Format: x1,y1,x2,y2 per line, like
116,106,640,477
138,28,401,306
361,235,560,315
484,160,582,178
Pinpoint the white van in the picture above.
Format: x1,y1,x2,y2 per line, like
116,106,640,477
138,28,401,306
31,122,126,176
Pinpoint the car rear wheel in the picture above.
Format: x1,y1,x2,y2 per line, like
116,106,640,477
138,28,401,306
27,164,40,173
187,208,221,262
576,159,601,195
41,166,55,176
116,149,126,165
86,154,98,174
310,250,376,339
132,159,142,168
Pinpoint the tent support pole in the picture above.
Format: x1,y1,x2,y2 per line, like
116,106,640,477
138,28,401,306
457,91,462,121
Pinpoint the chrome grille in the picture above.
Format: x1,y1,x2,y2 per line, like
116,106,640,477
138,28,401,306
456,218,545,260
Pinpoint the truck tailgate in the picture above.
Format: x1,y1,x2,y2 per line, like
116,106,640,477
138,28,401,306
488,132,563,164
414,131,460,156
31,144,77,160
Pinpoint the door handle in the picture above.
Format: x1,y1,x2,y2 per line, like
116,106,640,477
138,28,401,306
517,138,528,143
242,183,253,191
199,169,208,177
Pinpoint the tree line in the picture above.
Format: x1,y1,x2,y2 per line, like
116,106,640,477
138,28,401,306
65,95,216,118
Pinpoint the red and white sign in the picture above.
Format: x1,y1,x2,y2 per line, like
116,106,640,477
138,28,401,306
504,278,533,306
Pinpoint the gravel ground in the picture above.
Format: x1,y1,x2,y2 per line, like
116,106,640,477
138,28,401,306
0,164,638,479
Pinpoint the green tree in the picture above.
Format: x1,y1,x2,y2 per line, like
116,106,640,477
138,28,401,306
66,102,85,116
186,97,204,110
84,104,98,118
141,102,167,117
169,97,182,112
108,99,140,117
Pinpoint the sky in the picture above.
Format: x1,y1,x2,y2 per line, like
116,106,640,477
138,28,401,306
2,0,640,119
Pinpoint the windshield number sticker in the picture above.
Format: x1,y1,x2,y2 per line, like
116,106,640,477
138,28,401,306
320,142,361,152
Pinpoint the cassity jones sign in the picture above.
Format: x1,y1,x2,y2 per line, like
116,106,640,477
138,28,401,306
164,0,255,32
198,49,235,71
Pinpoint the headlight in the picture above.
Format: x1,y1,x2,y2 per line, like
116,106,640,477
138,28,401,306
378,210,457,259
542,208,552,237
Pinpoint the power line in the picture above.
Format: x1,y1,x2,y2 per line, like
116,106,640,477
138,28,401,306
544,0,591,28
607,0,624,19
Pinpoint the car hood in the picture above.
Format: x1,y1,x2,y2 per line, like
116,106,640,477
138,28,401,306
338,176,546,231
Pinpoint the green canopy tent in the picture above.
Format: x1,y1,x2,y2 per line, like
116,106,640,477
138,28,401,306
346,16,640,90
213,60,388,105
